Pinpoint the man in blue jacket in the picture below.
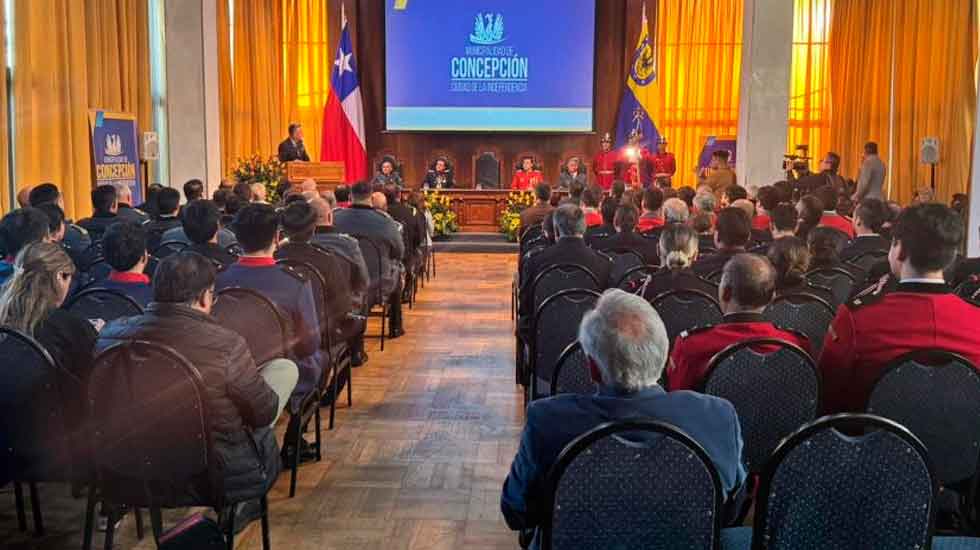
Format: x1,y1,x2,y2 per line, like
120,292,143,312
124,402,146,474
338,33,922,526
501,289,746,542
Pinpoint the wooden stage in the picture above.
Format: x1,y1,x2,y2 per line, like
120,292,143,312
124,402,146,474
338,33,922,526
0,253,523,550
417,189,517,233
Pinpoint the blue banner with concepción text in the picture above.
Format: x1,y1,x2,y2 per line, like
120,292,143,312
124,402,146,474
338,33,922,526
89,110,142,206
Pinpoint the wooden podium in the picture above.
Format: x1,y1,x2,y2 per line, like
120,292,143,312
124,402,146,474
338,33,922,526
286,161,345,191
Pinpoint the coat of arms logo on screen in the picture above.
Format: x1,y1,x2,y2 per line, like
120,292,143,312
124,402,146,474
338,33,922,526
469,13,505,45
104,134,124,157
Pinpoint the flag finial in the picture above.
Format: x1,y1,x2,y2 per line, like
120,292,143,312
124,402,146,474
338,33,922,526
341,3,347,27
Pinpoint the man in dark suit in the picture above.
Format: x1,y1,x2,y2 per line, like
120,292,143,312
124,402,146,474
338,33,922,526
692,207,751,278
181,199,239,269
277,123,311,163
96,221,154,308
77,185,119,243
501,289,746,541
596,203,660,265
383,184,422,276
519,204,612,317
142,188,183,252
584,195,617,247
840,198,889,263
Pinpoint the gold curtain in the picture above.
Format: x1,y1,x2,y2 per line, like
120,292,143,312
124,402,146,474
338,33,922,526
282,0,330,162
829,0,977,205
0,6,8,214
13,0,151,219
648,0,744,189
229,0,284,169
788,0,831,162
217,0,235,175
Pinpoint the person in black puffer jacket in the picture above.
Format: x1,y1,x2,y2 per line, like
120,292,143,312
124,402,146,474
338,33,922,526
95,251,298,504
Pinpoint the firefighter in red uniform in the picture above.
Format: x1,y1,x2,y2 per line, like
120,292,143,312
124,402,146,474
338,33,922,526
668,253,811,391
819,203,980,414
511,157,543,191
592,133,618,191
650,138,677,188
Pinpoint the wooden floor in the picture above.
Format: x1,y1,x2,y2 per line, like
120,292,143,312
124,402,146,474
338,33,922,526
0,253,523,550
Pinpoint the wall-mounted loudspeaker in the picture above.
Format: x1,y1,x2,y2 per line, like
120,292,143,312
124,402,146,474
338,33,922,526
920,137,939,165
141,132,160,161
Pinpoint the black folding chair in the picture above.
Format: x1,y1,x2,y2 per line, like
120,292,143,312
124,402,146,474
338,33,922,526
529,264,601,316
152,240,189,259
641,269,718,302
530,289,600,401
614,264,660,293
763,293,835,352
867,350,980,531
550,342,595,397
705,269,724,284
703,339,819,476
540,420,724,550
806,267,856,308
846,249,888,277
79,257,112,288
0,328,83,537
650,289,722,350
955,278,980,303
751,414,936,550
64,288,143,324
351,234,391,351
605,248,645,288
520,224,544,251
84,341,272,550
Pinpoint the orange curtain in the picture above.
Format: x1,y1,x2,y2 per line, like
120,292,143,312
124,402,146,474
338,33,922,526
648,0,744,189
282,0,330,162
829,0,977,205
788,0,831,163
12,0,151,219
217,0,235,176
228,0,284,170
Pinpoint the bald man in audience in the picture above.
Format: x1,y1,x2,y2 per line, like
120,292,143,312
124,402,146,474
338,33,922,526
668,254,810,391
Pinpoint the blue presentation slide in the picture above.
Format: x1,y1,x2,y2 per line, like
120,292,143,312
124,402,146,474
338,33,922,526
385,0,596,132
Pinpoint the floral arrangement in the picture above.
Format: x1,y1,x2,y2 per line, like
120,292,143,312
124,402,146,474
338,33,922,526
424,189,459,238
499,190,536,242
231,155,286,203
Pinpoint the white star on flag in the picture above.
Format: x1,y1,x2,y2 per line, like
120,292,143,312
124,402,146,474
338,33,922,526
335,49,352,76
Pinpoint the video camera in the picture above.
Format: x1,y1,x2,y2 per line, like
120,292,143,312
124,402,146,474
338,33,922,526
782,144,812,180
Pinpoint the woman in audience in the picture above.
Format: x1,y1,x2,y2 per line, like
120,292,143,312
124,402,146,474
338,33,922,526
766,236,833,303
0,242,97,416
642,224,716,299
795,195,823,242
807,226,849,272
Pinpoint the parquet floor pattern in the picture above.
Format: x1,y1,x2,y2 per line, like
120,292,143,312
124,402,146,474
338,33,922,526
0,253,523,549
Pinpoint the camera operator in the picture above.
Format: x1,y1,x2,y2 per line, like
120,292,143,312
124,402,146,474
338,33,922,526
795,151,847,199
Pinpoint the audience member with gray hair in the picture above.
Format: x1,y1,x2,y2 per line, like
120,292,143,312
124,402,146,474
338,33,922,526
693,192,717,215
663,197,690,224
595,203,660,265
668,253,811,391
502,289,747,541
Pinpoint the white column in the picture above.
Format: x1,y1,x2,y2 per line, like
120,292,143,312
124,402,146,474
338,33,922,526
968,76,980,257
163,0,222,196
735,0,794,197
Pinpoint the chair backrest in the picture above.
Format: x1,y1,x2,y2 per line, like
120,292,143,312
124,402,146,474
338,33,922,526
474,150,501,189
153,240,189,259
520,225,545,251
0,328,77,483
532,289,600,398
276,257,328,337
81,257,112,287
702,338,820,473
704,269,724,284
351,234,385,304
805,267,856,308
753,414,936,550
846,250,888,274
551,341,595,397
530,263,601,315
212,287,290,365
89,340,217,506
867,350,980,486
615,264,659,293
605,248,645,287
650,289,722,348
225,243,243,257
543,420,723,550
64,288,144,324
954,277,980,303
763,293,835,352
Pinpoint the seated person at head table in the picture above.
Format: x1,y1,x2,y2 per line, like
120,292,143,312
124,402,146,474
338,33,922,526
511,157,544,191
371,156,404,188
501,289,746,542
423,158,455,189
558,156,588,190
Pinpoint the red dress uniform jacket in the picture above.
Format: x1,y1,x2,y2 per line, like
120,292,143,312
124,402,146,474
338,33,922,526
650,152,677,178
636,214,665,233
819,213,856,239
668,313,812,391
511,170,543,191
818,282,980,414
752,214,771,232
584,211,603,228
592,150,618,190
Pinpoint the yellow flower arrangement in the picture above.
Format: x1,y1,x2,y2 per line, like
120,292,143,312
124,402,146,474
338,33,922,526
424,189,459,237
499,190,536,242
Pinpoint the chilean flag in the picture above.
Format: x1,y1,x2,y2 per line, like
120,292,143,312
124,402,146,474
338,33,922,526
321,4,367,182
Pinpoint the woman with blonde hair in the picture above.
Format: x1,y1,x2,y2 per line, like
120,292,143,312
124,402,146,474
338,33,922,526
0,242,97,382
640,224,717,299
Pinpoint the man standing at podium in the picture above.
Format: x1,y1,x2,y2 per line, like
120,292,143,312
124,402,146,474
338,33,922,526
278,123,311,163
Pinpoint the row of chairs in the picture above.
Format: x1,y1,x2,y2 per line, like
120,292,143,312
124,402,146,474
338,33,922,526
539,414,980,549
